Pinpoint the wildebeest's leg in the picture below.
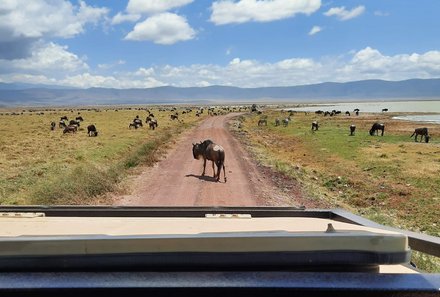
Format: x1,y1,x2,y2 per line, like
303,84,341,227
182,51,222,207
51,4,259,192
212,161,216,178
223,163,226,182
202,158,206,176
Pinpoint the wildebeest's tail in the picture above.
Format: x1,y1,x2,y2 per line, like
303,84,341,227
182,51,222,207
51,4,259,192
410,132,415,138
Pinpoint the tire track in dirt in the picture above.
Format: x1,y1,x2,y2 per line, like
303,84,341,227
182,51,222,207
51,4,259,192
113,113,300,207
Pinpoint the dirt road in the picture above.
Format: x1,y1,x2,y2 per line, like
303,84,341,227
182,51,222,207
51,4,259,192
114,114,300,206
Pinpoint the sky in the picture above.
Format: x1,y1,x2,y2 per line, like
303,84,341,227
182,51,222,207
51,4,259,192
1,0,440,89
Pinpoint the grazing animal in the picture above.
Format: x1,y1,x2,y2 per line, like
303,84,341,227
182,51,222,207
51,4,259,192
311,121,319,131
60,116,68,121
282,118,289,127
275,118,280,126
410,127,430,143
170,114,178,120
192,140,226,182
76,116,84,121
258,119,267,126
87,124,98,137
129,123,139,129
50,121,56,130
349,124,356,136
149,119,158,130
69,119,80,127
63,125,77,134
133,118,143,127
345,111,351,116
382,108,389,112
369,123,385,136
59,121,67,128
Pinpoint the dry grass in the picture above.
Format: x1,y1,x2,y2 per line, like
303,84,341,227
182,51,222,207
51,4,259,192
0,106,204,204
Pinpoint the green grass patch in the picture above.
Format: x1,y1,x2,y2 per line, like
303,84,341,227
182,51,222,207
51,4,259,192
239,109,440,272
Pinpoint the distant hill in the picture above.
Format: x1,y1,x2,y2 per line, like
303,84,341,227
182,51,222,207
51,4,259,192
1,78,440,106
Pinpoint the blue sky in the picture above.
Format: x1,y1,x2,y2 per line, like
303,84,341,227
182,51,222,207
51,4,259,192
1,0,440,88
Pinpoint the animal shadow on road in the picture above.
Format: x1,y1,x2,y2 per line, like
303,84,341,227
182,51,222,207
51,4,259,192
185,174,221,183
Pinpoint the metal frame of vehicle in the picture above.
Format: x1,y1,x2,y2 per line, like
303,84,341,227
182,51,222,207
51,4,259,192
0,206,438,296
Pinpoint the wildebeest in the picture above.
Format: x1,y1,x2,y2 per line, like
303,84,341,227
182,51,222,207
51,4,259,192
282,118,289,127
369,123,385,136
129,123,139,129
87,124,98,137
148,119,158,130
50,121,56,130
63,125,77,134
59,121,67,128
133,118,143,127
170,114,178,120
258,119,267,126
382,108,389,112
410,127,430,143
345,111,351,116
275,118,280,126
192,140,226,182
311,121,319,131
349,124,356,136
69,119,80,127
76,116,84,121
60,116,68,121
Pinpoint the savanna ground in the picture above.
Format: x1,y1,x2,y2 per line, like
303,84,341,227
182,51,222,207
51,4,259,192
0,104,439,271
0,106,203,205
234,108,440,272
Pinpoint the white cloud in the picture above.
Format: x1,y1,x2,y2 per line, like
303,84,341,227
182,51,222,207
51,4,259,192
98,60,126,70
324,5,365,21
0,0,108,60
0,42,88,75
210,0,321,25
309,26,322,35
111,12,141,24
126,0,194,14
0,0,108,41
59,71,165,89
124,13,196,44
339,47,440,80
4,47,440,88
114,1,196,45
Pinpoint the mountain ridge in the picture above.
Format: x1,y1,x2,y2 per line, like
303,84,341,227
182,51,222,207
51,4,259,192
1,78,439,106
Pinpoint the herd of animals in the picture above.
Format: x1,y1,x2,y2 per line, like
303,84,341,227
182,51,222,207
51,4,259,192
50,115,99,136
259,108,432,143
0,104,435,185
41,105,248,139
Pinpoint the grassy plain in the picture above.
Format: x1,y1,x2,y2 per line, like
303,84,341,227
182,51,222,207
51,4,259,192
0,106,204,205
235,109,440,271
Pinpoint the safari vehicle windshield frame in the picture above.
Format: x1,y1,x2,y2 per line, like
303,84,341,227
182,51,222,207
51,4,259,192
0,206,439,296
